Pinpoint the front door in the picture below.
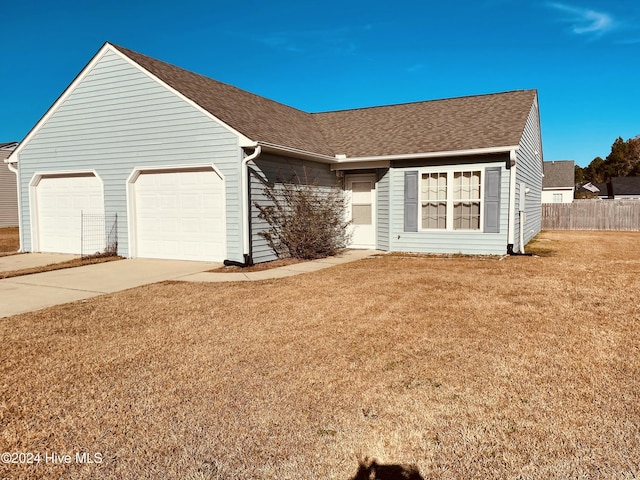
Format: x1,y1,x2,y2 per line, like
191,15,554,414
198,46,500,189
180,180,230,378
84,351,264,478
346,174,376,248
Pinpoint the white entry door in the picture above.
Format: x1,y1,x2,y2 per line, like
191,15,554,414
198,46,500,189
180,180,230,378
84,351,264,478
346,174,376,248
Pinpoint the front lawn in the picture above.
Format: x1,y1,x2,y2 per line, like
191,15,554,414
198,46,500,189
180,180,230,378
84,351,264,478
1,231,639,479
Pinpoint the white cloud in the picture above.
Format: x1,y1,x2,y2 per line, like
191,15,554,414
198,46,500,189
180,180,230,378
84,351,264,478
257,25,368,55
547,3,615,36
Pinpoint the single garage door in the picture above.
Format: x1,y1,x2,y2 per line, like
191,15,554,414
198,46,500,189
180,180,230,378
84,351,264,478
133,168,225,262
35,173,104,254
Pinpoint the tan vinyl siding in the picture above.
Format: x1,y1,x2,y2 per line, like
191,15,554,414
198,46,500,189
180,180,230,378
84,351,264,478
1,146,19,228
515,99,544,251
249,154,337,264
389,155,510,255
17,49,243,259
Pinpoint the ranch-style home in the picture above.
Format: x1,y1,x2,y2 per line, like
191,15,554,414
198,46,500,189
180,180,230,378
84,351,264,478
5,42,543,263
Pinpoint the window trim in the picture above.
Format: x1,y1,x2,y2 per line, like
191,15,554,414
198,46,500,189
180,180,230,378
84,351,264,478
418,166,487,232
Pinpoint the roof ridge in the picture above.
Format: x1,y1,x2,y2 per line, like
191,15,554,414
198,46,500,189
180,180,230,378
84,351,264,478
313,89,537,115
106,43,537,158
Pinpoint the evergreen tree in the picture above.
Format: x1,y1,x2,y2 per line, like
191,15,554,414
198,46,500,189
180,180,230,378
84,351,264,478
582,136,640,183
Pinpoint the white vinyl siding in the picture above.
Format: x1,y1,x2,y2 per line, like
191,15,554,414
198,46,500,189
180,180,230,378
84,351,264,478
541,189,574,204
16,48,243,260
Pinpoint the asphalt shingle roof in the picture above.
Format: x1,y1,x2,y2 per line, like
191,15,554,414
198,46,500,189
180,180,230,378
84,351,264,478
542,160,575,188
611,177,640,195
113,44,536,159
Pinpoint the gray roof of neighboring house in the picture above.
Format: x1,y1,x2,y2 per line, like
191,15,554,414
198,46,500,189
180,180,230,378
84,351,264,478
113,44,537,158
542,160,575,188
610,176,640,195
0,142,17,162
593,182,609,196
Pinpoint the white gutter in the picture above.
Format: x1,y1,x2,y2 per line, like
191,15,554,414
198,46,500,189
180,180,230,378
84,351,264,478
241,145,262,258
6,161,23,252
258,142,338,164
334,145,519,163
507,150,517,253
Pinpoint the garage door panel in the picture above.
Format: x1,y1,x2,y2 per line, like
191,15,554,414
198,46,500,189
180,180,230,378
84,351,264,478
35,175,104,254
134,169,225,262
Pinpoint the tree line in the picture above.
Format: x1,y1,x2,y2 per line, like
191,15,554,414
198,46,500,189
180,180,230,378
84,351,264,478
575,136,640,184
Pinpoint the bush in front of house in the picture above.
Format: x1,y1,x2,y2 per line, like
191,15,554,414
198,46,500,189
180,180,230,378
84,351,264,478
254,179,351,260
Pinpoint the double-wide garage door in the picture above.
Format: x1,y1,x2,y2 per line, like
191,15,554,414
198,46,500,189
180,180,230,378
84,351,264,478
133,168,225,262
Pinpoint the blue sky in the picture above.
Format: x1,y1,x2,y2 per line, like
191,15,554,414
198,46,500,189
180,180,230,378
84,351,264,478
1,0,639,167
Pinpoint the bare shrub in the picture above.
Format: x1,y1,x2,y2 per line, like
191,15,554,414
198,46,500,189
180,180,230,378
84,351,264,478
254,177,351,260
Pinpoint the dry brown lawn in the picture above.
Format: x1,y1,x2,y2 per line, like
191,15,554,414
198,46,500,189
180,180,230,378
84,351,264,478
0,255,122,279
0,227,19,254
1,231,639,479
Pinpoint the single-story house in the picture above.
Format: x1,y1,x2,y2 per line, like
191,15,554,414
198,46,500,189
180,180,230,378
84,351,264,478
5,42,543,262
1,142,19,228
594,177,640,199
541,160,574,203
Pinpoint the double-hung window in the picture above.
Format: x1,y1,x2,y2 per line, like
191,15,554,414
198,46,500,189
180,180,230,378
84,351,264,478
420,169,482,230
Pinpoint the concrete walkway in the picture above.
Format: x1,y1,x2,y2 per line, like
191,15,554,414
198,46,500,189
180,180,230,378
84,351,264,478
0,250,379,318
0,252,79,271
181,249,379,282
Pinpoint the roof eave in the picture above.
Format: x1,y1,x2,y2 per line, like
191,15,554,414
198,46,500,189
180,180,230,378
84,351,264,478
256,142,339,164
334,145,520,164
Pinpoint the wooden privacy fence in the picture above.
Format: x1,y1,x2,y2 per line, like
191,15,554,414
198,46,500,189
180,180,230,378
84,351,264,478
542,200,640,231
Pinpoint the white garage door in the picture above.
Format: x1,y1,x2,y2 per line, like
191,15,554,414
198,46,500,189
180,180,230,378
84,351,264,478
133,168,225,262
35,174,104,254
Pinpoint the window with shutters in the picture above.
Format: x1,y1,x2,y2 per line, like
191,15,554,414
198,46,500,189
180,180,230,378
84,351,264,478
419,168,483,231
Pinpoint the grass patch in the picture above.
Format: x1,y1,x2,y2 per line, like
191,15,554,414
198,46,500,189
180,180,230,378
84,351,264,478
0,254,123,279
524,231,558,256
0,226,19,254
1,231,640,479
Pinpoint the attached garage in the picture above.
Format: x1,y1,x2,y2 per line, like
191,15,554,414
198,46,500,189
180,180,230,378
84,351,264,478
130,167,225,262
31,173,104,254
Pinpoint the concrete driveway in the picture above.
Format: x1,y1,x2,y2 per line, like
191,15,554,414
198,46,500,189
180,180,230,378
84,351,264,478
0,258,219,318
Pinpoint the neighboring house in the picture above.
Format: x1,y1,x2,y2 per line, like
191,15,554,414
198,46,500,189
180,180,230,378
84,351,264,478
594,177,640,199
541,160,575,203
5,42,543,262
593,182,610,199
0,142,19,228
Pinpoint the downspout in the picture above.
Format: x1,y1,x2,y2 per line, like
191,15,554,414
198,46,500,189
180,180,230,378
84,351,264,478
507,150,517,255
224,144,261,267
6,161,23,252
519,182,526,254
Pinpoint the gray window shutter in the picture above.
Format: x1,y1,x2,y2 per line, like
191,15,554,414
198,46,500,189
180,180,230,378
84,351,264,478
404,171,418,232
484,167,501,233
